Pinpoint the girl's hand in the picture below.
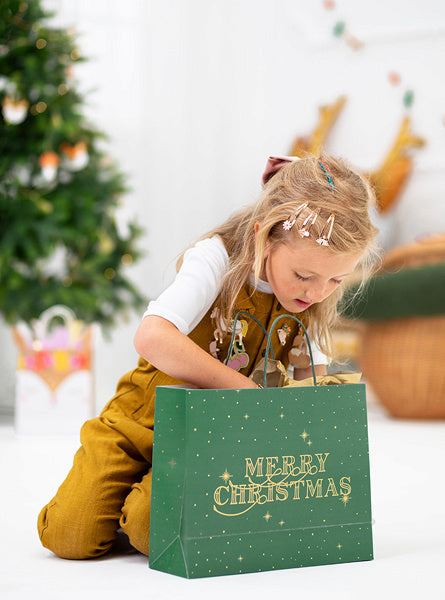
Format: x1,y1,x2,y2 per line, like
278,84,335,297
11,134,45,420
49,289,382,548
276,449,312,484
134,315,258,389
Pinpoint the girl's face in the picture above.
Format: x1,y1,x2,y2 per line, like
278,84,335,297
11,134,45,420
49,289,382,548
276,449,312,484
262,236,361,313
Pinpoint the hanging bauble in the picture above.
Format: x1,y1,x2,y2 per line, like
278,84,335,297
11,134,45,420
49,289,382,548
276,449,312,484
38,151,60,182
2,97,29,124
60,141,89,171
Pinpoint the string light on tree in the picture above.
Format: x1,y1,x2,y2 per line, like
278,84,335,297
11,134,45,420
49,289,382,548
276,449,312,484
121,254,133,265
104,268,116,280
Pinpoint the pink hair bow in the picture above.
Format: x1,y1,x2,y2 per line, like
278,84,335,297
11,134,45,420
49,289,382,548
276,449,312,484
261,155,301,186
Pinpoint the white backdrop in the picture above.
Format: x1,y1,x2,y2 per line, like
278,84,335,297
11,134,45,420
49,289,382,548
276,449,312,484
1,0,444,414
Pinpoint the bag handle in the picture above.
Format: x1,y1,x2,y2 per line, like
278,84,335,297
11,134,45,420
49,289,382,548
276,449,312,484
32,305,77,341
264,314,317,388
224,311,317,388
224,311,274,364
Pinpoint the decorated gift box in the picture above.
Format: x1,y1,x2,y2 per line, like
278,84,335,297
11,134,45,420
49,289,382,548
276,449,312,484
13,305,94,435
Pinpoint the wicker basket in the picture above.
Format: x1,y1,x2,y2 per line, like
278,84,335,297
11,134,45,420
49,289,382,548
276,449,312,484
357,233,445,419
359,316,445,418
382,232,445,270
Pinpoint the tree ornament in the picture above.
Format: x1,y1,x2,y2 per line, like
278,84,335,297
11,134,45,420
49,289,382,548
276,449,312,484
2,97,29,124
38,151,60,182
60,141,89,171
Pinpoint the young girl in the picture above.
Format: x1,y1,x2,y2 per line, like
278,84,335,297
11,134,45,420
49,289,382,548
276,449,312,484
38,154,378,559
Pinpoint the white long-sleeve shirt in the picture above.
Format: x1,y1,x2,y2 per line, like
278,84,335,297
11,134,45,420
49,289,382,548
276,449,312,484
143,236,327,365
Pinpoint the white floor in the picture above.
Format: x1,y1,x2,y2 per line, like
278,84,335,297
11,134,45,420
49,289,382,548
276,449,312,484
1,389,444,600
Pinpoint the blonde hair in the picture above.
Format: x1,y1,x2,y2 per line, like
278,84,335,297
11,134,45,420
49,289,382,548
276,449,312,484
179,154,379,356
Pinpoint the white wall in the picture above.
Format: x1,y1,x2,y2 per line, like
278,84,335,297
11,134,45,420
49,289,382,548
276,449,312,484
1,0,444,415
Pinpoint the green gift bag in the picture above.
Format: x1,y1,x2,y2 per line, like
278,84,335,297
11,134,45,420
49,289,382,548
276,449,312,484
149,315,373,578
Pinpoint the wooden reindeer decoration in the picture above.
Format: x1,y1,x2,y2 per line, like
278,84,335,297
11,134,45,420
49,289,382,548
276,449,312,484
289,95,347,158
367,117,425,213
288,96,425,214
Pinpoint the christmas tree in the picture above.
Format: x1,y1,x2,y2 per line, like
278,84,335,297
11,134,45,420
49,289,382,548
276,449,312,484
0,0,145,331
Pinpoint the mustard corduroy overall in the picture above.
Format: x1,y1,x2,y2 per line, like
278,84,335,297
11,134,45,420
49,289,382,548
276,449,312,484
37,286,304,559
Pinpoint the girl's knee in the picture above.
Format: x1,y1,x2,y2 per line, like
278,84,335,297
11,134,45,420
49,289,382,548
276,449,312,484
120,514,150,556
120,471,152,556
38,501,115,560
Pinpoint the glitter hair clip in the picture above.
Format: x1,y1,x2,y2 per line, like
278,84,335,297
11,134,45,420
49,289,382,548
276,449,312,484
318,160,335,190
282,203,308,230
316,214,335,246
